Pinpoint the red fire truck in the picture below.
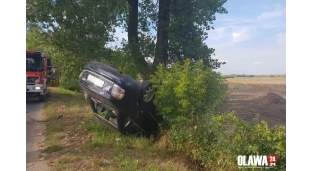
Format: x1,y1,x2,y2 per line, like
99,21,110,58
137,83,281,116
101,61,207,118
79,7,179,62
26,50,60,102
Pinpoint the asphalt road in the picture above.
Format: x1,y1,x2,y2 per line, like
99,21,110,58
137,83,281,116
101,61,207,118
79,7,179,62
26,100,49,171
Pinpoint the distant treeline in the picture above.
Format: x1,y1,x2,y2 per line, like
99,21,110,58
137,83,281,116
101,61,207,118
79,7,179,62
222,74,286,78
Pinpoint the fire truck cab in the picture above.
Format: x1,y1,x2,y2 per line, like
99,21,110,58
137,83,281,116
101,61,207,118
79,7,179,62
26,50,60,102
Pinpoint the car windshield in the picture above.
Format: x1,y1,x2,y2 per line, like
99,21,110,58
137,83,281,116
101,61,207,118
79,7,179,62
26,54,42,71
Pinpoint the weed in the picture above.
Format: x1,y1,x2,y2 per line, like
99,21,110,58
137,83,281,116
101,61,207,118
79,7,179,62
44,144,64,153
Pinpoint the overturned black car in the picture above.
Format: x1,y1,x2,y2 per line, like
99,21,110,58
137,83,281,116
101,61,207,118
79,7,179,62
78,61,162,136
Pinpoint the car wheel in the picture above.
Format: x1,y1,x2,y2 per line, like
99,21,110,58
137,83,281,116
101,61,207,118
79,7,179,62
138,80,155,110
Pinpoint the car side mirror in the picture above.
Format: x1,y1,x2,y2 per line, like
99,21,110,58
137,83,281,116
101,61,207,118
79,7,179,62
47,59,52,69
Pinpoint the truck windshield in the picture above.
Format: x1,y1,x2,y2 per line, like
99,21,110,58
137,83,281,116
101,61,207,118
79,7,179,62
26,54,42,71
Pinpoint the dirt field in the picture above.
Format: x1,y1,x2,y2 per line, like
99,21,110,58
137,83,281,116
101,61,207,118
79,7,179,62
221,77,286,127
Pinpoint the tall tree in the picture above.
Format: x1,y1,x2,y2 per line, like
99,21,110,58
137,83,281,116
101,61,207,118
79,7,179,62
168,0,228,68
126,0,156,78
154,0,228,69
127,0,139,44
155,0,171,66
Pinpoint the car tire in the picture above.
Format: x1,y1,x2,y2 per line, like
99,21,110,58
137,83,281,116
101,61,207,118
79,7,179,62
138,80,155,110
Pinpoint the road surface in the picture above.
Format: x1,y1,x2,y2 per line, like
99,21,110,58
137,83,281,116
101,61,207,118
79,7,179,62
26,100,49,171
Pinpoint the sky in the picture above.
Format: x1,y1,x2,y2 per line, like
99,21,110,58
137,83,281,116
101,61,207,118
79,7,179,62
110,0,286,75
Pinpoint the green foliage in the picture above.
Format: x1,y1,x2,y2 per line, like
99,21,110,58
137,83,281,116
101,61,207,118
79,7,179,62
121,41,153,79
102,49,139,80
27,0,126,56
138,0,158,32
166,113,286,170
58,53,89,91
151,59,228,123
168,0,228,68
26,25,51,52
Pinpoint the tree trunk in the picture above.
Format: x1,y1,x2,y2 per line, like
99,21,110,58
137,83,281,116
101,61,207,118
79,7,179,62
126,0,151,79
127,0,138,44
155,0,171,66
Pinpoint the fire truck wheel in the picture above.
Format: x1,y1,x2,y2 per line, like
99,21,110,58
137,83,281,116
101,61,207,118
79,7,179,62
39,94,46,102
39,89,47,102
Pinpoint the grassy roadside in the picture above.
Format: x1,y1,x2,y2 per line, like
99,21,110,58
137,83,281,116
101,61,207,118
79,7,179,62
41,87,192,171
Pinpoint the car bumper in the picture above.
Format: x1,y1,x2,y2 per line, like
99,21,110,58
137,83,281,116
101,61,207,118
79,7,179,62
78,79,138,116
26,84,44,96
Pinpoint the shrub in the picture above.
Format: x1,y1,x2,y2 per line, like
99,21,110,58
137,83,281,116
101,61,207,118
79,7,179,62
151,59,285,170
166,113,286,170
151,59,228,124
57,53,89,91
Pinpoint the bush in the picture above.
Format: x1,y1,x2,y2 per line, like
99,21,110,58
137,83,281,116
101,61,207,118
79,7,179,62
56,52,89,91
166,113,286,171
151,59,228,124
151,59,285,170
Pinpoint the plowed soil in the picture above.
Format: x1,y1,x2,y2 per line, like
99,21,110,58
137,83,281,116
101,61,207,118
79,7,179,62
222,78,286,127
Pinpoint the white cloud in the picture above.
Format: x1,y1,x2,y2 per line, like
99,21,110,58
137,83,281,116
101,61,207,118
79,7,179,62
254,62,262,65
262,21,285,29
231,27,254,43
218,18,254,26
257,7,286,20
208,4,285,45
232,32,241,37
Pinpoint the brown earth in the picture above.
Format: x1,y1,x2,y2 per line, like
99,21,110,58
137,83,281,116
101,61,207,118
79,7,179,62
221,81,286,127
